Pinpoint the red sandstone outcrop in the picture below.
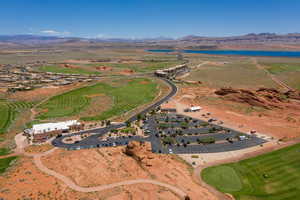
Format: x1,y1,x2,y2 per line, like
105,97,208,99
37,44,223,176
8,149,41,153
215,87,300,109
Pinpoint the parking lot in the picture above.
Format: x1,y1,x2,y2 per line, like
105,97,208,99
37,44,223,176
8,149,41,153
142,113,266,154
52,78,267,154
52,113,267,154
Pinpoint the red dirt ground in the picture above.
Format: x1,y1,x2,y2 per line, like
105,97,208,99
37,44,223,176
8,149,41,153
41,142,218,200
8,83,84,102
96,66,113,71
0,143,219,200
175,86,300,139
119,69,135,75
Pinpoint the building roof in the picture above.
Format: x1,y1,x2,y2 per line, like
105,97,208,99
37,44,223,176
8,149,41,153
190,106,202,111
27,120,80,135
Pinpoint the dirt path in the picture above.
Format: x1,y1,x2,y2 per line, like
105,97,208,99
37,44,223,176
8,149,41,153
10,134,188,199
191,61,210,69
30,95,52,121
252,58,294,92
0,153,19,159
30,148,187,198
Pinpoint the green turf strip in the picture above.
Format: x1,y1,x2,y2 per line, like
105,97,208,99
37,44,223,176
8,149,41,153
0,156,17,174
39,65,101,75
201,143,300,200
0,148,10,156
202,166,242,192
0,100,35,134
37,78,158,121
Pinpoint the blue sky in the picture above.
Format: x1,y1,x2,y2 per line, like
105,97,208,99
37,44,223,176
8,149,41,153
1,0,300,38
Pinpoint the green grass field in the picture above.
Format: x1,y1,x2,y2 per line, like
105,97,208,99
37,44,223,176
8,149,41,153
261,62,300,90
0,100,35,134
202,143,300,200
0,156,17,174
0,148,10,156
39,65,101,75
185,60,277,89
37,78,158,121
263,63,300,74
83,60,183,73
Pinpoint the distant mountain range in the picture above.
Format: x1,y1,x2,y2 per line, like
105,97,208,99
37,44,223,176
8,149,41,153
176,33,300,44
1,33,300,47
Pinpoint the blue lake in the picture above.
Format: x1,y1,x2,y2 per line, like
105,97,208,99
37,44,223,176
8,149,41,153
147,49,300,57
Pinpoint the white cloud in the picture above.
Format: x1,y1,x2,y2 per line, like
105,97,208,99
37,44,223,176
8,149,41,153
40,30,71,36
41,30,60,34
95,34,106,38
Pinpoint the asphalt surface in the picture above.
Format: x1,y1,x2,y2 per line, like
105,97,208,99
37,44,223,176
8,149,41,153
144,114,266,154
52,78,267,154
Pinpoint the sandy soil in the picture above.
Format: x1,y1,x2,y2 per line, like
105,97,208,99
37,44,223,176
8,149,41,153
40,143,218,200
64,59,92,64
179,141,278,167
24,144,54,153
0,156,183,200
119,69,135,75
174,86,300,139
8,83,84,102
96,66,113,71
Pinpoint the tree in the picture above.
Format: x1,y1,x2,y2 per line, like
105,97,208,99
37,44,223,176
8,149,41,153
184,196,191,200
137,114,142,121
106,120,111,126
126,121,131,127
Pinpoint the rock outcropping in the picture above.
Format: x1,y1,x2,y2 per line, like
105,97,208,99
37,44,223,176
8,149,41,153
123,141,155,167
215,87,300,109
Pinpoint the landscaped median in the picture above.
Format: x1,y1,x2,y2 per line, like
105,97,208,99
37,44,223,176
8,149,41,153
201,143,300,200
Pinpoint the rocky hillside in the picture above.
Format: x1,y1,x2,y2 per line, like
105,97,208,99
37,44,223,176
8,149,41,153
215,87,300,109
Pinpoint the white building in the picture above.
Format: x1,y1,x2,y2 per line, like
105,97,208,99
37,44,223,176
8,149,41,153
189,106,202,112
24,120,82,143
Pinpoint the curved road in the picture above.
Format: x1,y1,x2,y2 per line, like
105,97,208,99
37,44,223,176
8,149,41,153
52,77,178,148
25,147,187,198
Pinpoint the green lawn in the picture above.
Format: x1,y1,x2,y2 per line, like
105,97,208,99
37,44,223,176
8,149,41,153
261,63,300,90
201,143,300,200
39,65,101,75
84,61,183,73
263,63,300,74
37,78,158,121
0,148,10,156
0,100,35,134
0,156,17,174
185,61,277,89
